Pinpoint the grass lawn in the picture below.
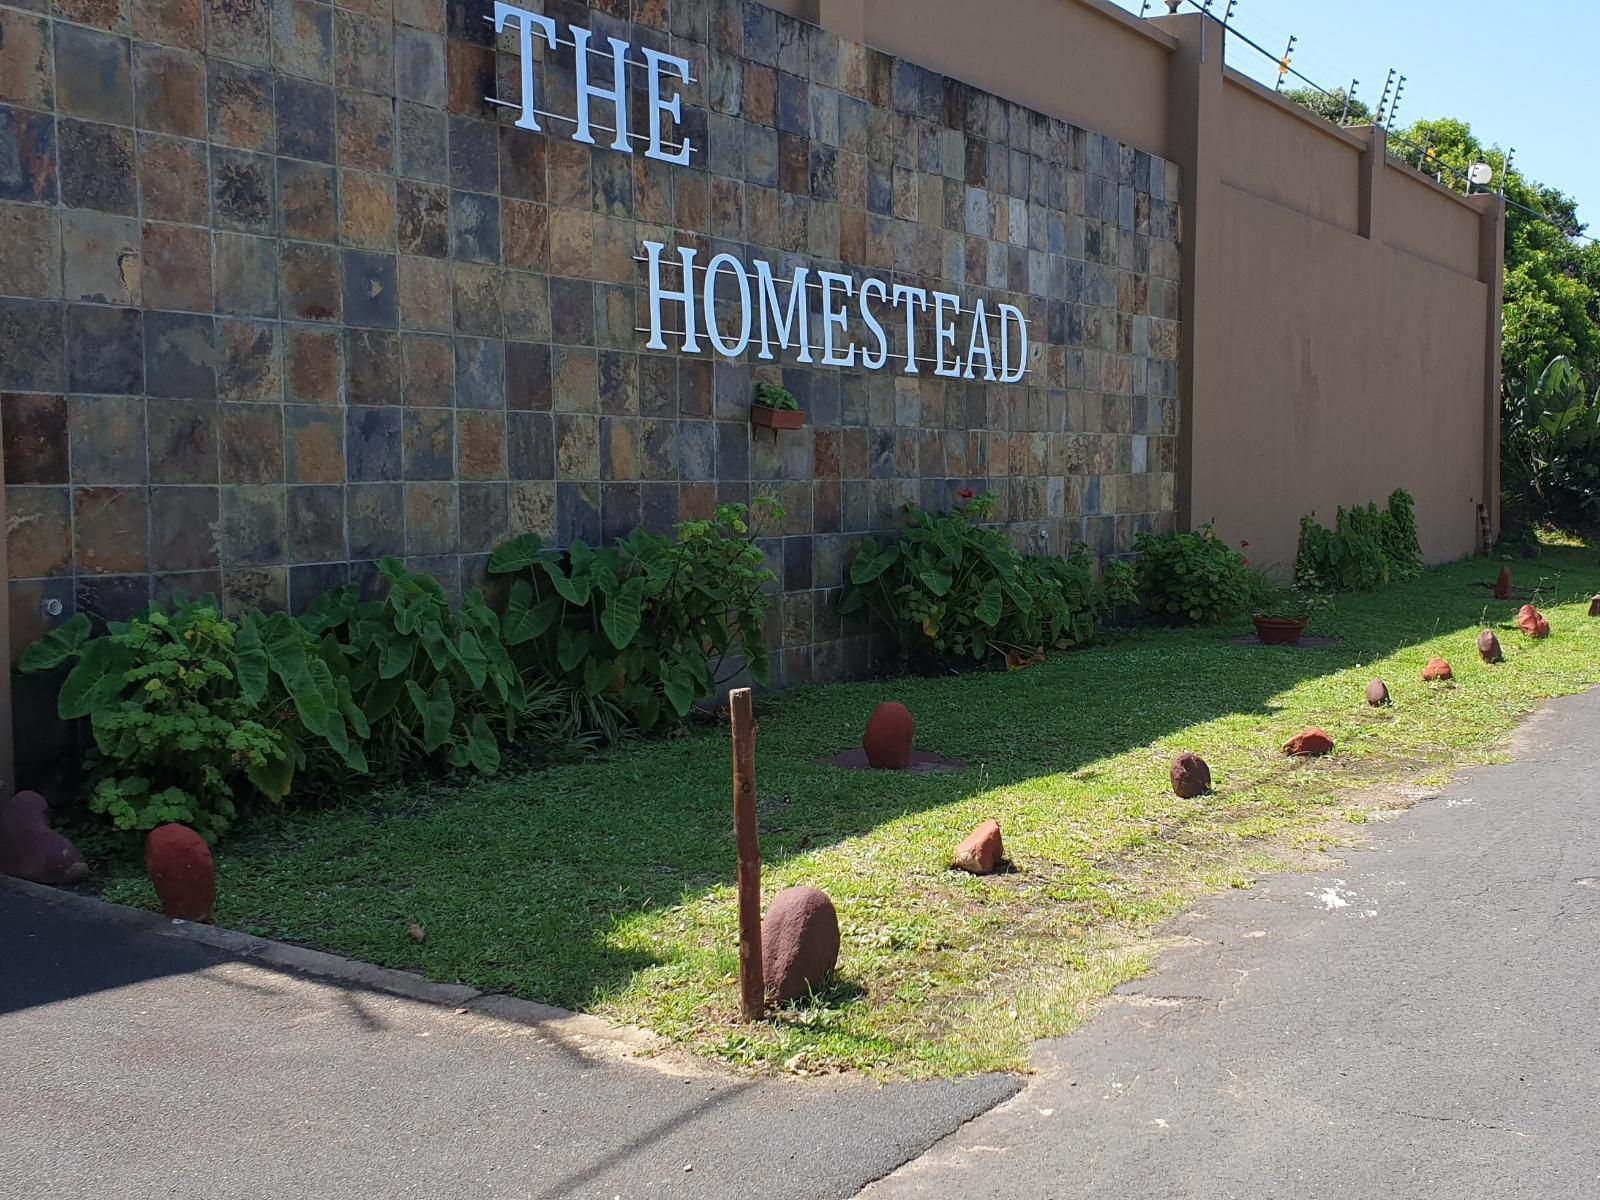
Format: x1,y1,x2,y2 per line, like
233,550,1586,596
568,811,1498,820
102,545,1600,1077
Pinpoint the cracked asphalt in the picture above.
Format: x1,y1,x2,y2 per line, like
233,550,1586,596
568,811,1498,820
865,687,1600,1199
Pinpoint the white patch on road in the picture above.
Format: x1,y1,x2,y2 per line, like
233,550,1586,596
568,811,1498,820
1307,879,1357,911
1446,795,1475,808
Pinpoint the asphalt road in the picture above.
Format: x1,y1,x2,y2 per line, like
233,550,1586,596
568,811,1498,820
0,886,1013,1199
866,688,1600,1198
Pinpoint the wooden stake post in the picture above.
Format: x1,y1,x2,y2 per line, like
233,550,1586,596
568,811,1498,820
729,687,763,1020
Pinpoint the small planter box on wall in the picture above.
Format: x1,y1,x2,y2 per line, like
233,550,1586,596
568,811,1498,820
752,406,806,432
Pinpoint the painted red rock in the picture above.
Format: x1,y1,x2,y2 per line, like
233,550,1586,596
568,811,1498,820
1365,679,1390,707
1477,630,1503,663
952,819,1004,874
1517,604,1550,639
145,824,216,921
1283,728,1335,757
862,701,914,770
0,791,88,885
1589,594,1600,618
1421,657,1453,682
761,885,840,1003
1493,566,1512,600
1169,753,1212,799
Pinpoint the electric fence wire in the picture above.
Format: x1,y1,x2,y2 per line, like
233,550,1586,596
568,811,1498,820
1160,0,1597,245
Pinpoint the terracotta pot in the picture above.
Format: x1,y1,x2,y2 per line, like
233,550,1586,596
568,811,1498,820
751,405,805,431
1252,615,1308,645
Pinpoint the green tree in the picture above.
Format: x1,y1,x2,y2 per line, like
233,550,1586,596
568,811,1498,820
1280,85,1372,127
1386,117,1600,388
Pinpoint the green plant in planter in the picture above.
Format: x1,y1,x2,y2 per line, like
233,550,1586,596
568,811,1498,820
752,381,800,410
1133,524,1252,623
840,493,1101,665
1252,586,1333,623
487,500,781,730
19,597,292,842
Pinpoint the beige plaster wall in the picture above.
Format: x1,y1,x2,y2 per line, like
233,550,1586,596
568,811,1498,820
1385,167,1484,278
1219,75,1362,235
1195,183,1490,568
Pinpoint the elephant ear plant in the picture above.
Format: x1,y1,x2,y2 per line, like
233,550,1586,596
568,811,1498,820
486,499,782,730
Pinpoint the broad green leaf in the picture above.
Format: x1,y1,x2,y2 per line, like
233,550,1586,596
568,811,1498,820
541,557,593,606
915,565,954,597
487,533,544,575
379,632,414,679
557,626,591,673
600,577,646,650
662,666,695,717
850,542,896,585
502,581,558,645
456,630,489,689
975,578,1004,627
583,654,614,696
245,730,295,801
465,714,500,774
235,620,269,705
20,613,93,673
406,677,454,753
59,637,135,720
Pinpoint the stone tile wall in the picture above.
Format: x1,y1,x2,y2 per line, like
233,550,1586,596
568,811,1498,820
0,0,1180,684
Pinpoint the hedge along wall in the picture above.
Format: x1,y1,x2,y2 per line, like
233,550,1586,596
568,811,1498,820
0,0,1181,693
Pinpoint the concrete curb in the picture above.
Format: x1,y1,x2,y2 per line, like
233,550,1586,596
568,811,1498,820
1,874,665,1058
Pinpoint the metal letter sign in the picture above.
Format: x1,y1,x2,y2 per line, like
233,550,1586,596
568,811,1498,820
491,6,1030,382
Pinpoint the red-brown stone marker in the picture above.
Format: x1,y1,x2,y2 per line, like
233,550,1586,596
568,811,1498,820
952,819,1004,874
1170,752,1211,798
761,886,840,1003
1478,630,1503,663
145,824,216,921
1517,604,1550,638
862,701,915,770
1421,657,1453,682
1589,594,1600,618
0,792,88,885
1283,728,1335,757
1365,679,1390,706
1494,566,1513,600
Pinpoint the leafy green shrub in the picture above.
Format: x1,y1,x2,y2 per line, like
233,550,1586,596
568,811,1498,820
1099,558,1139,615
20,597,291,842
1381,488,1423,578
254,558,580,793
486,501,780,731
20,560,586,839
1295,489,1421,591
839,494,1101,664
1133,524,1251,623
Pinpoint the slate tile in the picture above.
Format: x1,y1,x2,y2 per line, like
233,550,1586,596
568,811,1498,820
146,397,217,483
2,392,68,484
137,134,208,223
61,210,140,306
275,76,335,162
143,310,216,399
141,221,211,311
67,304,141,394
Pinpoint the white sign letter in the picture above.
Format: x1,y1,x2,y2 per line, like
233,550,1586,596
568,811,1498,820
998,303,1028,383
644,240,702,353
571,26,632,153
859,277,889,370
493,3,557,133
964,299,996,381
892,284,929,375
754,260,813,364
641,48,693,165
932,291,963,379
818,272,856,367
702,253,753,358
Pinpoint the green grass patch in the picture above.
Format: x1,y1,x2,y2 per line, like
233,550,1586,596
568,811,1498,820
101,548,1600,1077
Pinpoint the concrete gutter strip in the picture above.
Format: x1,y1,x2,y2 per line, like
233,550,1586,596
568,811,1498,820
0,874,665,1058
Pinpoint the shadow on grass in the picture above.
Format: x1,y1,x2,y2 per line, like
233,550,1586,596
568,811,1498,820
117,552,1598,1017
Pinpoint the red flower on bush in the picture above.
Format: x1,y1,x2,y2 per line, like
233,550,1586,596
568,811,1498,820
957,488,975,499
